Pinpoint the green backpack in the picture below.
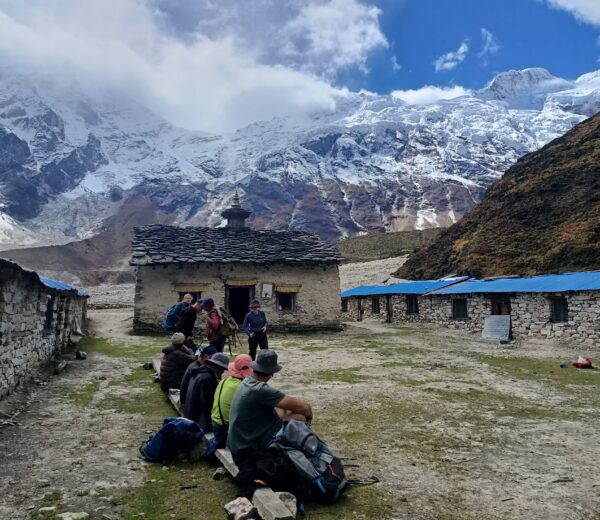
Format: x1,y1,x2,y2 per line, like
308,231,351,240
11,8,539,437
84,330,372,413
217,307,239,338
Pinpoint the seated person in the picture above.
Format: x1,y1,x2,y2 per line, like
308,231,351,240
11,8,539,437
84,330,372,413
179,345,217,404
207,354,254,455
159,332,195,393
181,352,229,431
227,350,312,466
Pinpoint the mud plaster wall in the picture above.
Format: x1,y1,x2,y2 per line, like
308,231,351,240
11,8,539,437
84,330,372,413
342,292,600,344
134,262,341,332
0,265,87,400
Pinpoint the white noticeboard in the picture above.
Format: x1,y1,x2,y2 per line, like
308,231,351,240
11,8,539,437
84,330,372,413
262,283,273,299
482,315,511,342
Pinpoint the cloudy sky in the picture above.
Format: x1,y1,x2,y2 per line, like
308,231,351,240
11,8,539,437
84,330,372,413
0,0,599,132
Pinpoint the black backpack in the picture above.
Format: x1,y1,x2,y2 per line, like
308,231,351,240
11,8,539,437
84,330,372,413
268,420,348,504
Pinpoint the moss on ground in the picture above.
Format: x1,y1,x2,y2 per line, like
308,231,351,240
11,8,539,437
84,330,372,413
81,336,164,360
314,367,372,384
65,380,100,407
31,491,64,519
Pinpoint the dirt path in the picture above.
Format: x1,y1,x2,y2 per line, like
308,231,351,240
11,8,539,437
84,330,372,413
1,310,600,519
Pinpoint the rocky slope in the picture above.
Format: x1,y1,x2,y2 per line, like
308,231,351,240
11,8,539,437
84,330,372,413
1,67,599,248
397,112,600,279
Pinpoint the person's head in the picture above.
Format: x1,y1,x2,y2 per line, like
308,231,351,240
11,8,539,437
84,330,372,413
249,299,261,314
195,345,217,363
205,352,229,377
228,354,254,379
192,300,204,312
202,298,215,312
182,293,193,304
171,332,186,346
251,350,282,382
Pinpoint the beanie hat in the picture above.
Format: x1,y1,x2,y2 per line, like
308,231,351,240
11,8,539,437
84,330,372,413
171,332,186,345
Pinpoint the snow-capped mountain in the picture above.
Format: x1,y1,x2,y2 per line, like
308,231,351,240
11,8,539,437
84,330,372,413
1,67,599,247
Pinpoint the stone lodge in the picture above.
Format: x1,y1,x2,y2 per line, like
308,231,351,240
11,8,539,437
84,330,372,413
0,257,88,399
341,272,600,344
131,194,343,332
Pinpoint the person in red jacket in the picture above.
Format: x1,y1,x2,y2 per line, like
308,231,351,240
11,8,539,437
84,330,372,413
202,298,225,352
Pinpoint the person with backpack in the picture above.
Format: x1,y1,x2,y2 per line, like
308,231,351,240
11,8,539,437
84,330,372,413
202,298,225,352
163,293,193,332
206,354,254,456
179,345,218,407
242,299,268,360
159,332,196,392
176,300,203,345
181,352,229,431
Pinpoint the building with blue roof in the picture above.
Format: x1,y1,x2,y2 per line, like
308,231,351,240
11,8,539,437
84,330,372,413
341,271,600,343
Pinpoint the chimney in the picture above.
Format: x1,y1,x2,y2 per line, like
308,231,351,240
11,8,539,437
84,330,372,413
221,191,251,230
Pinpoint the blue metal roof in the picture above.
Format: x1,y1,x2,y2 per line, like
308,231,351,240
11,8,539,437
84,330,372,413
341,278,468,298
432,271,600,295
39,276,88,297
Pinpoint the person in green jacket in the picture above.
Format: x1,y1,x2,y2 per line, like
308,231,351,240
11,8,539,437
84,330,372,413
206,354,254,456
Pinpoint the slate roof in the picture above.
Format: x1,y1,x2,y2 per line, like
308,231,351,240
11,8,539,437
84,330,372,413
340,278,469,298
130,225,343,266
431,271,600,295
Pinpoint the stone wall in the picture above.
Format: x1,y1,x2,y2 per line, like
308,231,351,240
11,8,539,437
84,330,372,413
134,262,341,332
342,291,600,344
0,259,87,400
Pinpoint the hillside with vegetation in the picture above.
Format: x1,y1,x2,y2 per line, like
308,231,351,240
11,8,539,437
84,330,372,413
337,228,442,263
398,112,600,279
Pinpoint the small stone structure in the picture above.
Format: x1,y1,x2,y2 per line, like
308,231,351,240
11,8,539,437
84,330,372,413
0,258,88,399
131,194,343,332
342,273,600,344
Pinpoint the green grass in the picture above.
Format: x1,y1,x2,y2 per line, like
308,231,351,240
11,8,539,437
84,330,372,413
65,380,100,407
313,367,372,384
473,354,600,390
81,336,163,360
31,491,64,519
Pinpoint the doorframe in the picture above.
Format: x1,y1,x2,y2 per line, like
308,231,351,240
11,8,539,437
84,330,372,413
385,295,393,323
224,284,256,313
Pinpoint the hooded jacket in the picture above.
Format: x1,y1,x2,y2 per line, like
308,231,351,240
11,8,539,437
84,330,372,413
159,343,195,392
181,362,220,430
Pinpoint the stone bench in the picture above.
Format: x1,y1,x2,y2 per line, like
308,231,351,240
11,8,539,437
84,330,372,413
151,356,294,520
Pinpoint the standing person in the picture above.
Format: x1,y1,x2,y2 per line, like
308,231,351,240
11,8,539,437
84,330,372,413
202,298,224,352
181,353,229,431
159,332,196,392
207,354,254,456
176,300,203,348
242,299,268,360
164,293,193,332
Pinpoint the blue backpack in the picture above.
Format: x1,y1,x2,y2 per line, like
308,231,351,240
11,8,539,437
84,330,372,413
139,417,204,463
163,304,181,331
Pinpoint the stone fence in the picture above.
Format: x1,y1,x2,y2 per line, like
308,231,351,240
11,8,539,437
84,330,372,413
0,258,88,400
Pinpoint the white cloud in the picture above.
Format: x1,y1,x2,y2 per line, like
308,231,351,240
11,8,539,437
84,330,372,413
391,55,402,72
544,0,600,25
281,0,388,75
433,40,469,72
0,0,387,132
478,28,499,61
391,85,471,105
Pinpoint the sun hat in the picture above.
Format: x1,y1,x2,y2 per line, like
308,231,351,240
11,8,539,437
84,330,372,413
171,332,186,345
206,352,230,370
195,345,217,357
251,350,282,374
249,299,261,308
228,354,254,378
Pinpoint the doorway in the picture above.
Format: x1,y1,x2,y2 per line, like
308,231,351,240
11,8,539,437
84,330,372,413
357,299,364,322
226,286,254,324
385,295,393,323
491,295,511,316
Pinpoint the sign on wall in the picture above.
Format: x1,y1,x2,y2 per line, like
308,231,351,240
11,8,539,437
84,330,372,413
482,315,511,342
262,283,273,299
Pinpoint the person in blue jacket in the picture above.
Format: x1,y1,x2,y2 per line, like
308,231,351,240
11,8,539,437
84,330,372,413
242,299,268,360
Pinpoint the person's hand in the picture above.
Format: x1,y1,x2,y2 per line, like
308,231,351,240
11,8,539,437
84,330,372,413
249,332,255,337
261,326,267,333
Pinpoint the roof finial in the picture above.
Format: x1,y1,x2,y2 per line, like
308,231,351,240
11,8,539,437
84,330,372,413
221,190,251,230
232,191,241,208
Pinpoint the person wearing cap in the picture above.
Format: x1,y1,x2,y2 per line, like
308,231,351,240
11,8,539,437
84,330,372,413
179,345,217,406
202,298,225,352
242,299,268,360
159,332,196,393
181,352,229,431
176,300,204,347
206,354,254,456
227,350,313,463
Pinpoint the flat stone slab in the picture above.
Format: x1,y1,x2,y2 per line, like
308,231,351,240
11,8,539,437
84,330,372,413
253,488,294,520
215,448,239,478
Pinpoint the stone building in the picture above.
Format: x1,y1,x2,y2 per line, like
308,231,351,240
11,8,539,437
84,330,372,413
131,195,343,332
342,272,600,344
0,257,88,399
428,272,600,344
341,278,466,324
